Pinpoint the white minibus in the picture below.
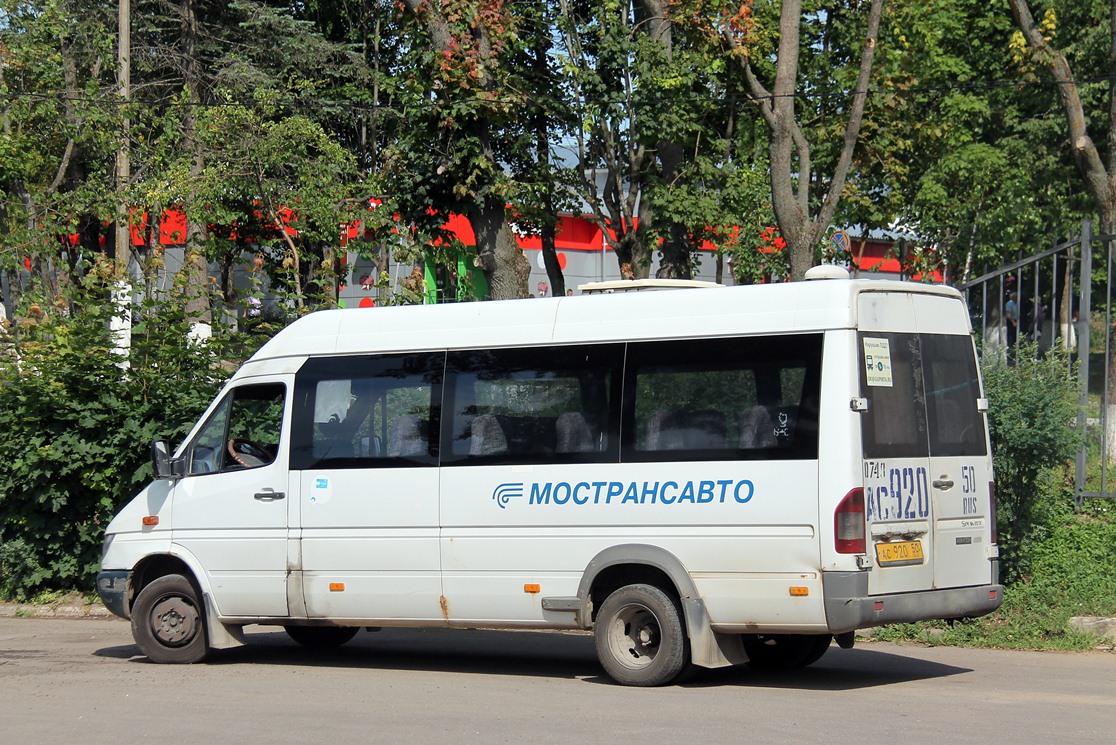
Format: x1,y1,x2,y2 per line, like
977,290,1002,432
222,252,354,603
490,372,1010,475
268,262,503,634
97,267,1002,686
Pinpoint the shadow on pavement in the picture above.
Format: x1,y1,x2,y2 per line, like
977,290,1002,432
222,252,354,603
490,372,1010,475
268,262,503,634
95,626,971,689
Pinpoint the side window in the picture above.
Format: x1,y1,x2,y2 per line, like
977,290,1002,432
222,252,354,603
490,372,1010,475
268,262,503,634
290,353,443,469
442,344,623,465
623,334,823,462
187,383,286,475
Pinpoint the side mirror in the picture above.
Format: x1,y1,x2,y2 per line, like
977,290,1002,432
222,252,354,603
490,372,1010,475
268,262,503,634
150,440,183,480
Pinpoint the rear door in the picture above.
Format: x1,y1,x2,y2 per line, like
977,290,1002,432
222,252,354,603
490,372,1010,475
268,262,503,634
858,293,993,595
921,334,994,588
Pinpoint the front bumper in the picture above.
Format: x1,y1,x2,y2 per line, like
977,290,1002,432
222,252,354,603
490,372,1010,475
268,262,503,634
823,569,1003,633
95,570,132,620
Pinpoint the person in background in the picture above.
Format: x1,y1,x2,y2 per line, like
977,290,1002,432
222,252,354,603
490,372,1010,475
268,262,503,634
1005,292,1019,347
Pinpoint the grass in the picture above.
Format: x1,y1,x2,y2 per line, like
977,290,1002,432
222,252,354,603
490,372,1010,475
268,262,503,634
873,500,1116,651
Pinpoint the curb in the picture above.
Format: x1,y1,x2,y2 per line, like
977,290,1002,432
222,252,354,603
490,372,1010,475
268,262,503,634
0,600,115,620
1069,616,1116,643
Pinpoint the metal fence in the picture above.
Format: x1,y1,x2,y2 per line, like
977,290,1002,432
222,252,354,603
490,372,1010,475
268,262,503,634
958,221,1116,508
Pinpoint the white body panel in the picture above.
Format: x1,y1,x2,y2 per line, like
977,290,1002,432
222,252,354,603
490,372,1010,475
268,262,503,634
439,460,821,628
298,468,443,621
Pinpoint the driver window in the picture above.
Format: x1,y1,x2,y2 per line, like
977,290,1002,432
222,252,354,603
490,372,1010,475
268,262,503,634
187,383,287,475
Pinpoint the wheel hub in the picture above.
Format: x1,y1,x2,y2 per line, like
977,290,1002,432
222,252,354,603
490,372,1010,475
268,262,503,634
611,606,661,666
150,597,198,646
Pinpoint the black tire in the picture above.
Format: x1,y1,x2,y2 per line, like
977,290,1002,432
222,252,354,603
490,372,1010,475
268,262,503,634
131,574,208,664
741,633,832,670
284,625,360,648
594,584,690,686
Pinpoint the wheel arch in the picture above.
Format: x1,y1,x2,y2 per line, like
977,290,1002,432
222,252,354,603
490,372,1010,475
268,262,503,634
129,554,204,616
577,544,700,623
128,551,245,651
577,544,746,670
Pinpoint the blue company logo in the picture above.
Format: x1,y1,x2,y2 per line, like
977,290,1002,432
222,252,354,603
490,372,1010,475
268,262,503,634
492,482,526,509
315,478,329,489
491,479,754,509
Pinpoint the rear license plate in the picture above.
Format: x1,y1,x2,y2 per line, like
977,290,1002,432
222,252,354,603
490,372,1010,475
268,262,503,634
875,540,924,567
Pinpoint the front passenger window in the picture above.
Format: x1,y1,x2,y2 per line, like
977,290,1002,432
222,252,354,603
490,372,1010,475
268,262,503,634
187,383,286,474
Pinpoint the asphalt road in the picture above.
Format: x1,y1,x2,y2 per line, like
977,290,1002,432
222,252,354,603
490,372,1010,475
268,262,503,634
1,617,1113,744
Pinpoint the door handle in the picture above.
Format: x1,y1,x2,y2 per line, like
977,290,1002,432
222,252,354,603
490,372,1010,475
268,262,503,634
932,478,954,490
254,489,286,501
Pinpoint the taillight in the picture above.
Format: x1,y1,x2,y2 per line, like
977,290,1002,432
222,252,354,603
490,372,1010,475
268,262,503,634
988,482,997,544
835,488,866,554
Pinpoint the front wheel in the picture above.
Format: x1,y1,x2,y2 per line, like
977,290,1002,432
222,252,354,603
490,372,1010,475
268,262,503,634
131,574,208,664
284,626,360,648
594,584,690,686
741,633,832,670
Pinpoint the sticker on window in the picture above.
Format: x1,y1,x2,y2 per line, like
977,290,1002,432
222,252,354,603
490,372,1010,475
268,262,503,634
863,337,894,387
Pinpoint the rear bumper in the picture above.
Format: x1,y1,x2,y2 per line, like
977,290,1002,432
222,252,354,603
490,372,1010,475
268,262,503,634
95,570,132,620
823,569,1003,634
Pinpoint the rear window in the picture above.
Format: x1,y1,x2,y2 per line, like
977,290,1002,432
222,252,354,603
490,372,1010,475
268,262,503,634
860,332,986,458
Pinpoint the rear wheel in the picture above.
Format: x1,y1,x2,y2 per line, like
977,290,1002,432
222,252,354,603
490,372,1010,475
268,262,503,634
741,633,832,670
284,626,360,648
594,584,689,686
131,574,208,664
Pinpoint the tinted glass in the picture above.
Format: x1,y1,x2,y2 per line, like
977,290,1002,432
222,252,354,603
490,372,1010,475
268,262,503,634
442,344,623,465
859,333,986,458
922,334,987,457
291,353,443,469
860,333,928,458
623,334,823,462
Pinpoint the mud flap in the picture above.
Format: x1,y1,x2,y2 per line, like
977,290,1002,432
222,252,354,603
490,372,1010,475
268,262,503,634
203,593,247,650
682,597,748,668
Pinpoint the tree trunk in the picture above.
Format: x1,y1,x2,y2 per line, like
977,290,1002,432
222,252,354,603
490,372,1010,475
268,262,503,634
469,204,531,300
1010,0,1116,460
1059,260,1075,353
653,141,692,279
731,0,884,281
637,0,692,280
180,0,211,339
532,30,565,297
1102,215,1116,464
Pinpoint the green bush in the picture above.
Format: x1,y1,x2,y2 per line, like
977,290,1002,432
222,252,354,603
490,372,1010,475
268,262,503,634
0,265,269,600
876,344,1116,649
874,504,1116,650
980,344,1081,583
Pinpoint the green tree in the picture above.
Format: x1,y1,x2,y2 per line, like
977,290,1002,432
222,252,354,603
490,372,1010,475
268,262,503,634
1009,0,1116,459
852,0,1085,282
390,0,532,299
714,0,886,281
0,0,119,308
